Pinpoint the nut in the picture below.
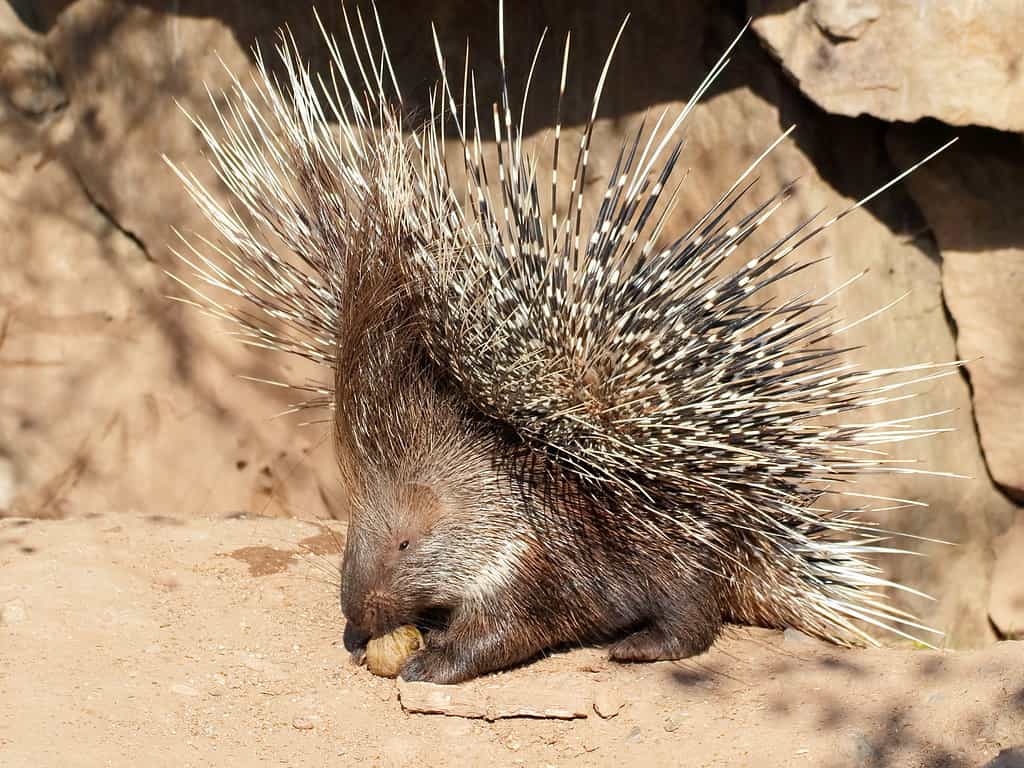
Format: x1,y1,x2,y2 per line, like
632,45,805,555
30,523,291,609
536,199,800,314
364,625,423,678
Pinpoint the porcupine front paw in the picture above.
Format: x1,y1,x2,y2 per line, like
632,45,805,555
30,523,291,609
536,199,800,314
399,617,536,683
399,646,473,684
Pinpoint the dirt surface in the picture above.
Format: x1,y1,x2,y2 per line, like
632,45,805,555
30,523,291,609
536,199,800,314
1,514,1022,768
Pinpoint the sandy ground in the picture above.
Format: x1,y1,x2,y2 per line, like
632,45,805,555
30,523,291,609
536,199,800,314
1,514,1022,768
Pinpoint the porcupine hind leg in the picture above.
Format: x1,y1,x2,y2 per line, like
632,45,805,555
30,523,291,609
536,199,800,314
399,612,539,684
608,583,723,662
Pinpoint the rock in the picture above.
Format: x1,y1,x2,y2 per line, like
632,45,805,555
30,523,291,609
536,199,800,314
750,1,1024,131
0,34,67,117
782,628,821,648
0,3,66,168
240,653,288,681
151,570,181,590
170,683,200,697
809,0,881,40
0,598,26,624
888,124,1024,503
0,454,13,511
1,1,343,523
397,677,590,720
593,688,625,719
850,732,881,766
625,726,643,744
989,513,1024,639
396,680,490,719
291,716,315,730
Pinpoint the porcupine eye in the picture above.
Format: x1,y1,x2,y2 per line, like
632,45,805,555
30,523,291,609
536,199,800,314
398,540,409,551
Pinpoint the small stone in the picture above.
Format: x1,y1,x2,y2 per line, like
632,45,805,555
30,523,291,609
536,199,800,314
593,688,625,719
625,726,642,743
152,571,181,590
292,717,315,730
0,599,26,625
260,662,288,682
782,627,819,648
242,653,263,670
663,718,680,733
170,683,200,697
850,733,880,765
0,456,14,510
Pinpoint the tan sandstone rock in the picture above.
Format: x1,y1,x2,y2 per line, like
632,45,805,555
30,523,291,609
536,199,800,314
750,0,1024,131
888,124,1024,504
989,511,1024,640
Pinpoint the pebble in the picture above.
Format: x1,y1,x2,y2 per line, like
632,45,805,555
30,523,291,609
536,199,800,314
152,571,181,590
625,726,642,743
0,456,14,509
292,717,315,730
593,688,626,719
171,683,200,697
850,733,880,765
0,599,26,625
241,652,287,681
663,718,680,733
782,627,819,648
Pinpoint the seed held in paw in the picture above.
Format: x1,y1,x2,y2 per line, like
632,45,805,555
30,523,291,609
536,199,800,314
365,625,423,678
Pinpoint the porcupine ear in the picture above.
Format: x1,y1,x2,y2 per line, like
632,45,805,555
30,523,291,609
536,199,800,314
414,5,962,644
164,6,413,417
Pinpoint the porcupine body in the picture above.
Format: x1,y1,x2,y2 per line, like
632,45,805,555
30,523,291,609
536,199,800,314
170,5,957,683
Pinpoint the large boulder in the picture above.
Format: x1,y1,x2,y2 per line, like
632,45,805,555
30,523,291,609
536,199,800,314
888,124,1024,504
750,0,1024,132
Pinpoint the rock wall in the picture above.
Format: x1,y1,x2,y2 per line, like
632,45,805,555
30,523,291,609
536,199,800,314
1,0,1021,646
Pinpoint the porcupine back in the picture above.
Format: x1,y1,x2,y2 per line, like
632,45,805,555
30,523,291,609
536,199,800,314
168,4,959,647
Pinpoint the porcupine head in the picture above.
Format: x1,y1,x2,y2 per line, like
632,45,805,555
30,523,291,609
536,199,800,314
331,258,555,685
171,2,956,686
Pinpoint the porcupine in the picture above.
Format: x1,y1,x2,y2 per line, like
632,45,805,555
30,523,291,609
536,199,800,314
168,4,958,683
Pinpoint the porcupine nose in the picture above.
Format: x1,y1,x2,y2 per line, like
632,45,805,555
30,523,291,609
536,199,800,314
343,620,370,653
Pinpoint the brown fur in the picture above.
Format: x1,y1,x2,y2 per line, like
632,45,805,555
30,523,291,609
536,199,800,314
333,281,782,683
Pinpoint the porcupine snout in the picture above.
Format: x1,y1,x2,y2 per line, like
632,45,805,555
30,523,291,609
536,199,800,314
342,588,398,646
